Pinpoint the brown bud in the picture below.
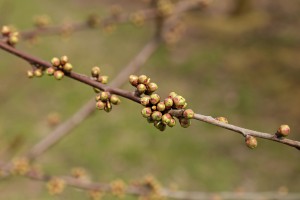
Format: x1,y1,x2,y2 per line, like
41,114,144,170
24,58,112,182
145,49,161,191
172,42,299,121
245,135,257,149
98,76,109,84
151,111,162,121
141,107,152,118
110,94,121,105
60,55,69,65
183,109,194,119
276,125,290,137
63,63,73,72
51,57,61,67
150,94,160,105
129,75,139,86
46,67,55,76
96,101,105,110
34,69,43,77
179,118,191,128
91,66,101,77
54,70,64,80
137,84,147,94
157,102,166,112
140,96,151,106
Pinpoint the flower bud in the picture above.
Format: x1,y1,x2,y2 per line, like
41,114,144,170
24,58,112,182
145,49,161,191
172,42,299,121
138,75,150,85
63,63,73,72
151,111,162,121
91,66,101,77
276,124,290,137
34,68,43,77
110,94,121,105
151,105,157,111
51,57,60,67
8,35,19,46
141,107,152,118
162,113,172,125
98,75,109,84
245,135,257,149
1,25,11,36
104,101,112,112
215,117,228,124
147,82,158,93
100,91,109,101
168,92,177,99
60,55,69,65
150,94,160,105
27,70,34,78
173,95,186,109
140,96,150,106
137,84,147,94
183,102,188,109
95,94,101,101
47,177,65,195
54,70,64,80
157,102,166,112
154,121,166,131
96,101,105,110
168,118,176,127
46,67,55,76
164,97,173,109
179,118,191,128
183,109,194,119
129,75,139,86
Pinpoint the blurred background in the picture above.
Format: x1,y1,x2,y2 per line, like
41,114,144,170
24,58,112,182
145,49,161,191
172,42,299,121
0,0,299,199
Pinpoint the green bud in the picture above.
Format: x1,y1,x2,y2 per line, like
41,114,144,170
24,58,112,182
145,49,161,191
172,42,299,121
140,96,151,106
150,94,160,105
245,135,257,149
154,121,166,131
157,102,166,112
183,109,194,119
137,84,147,94
34,69,43,77
276,124,290,137
91,66,101,77
151,111,162,121
129,75,139,86
46,67,55,76
168,92,177,99
54,70,64,80
161,113,172,125
173,95,186,109
138,75,150,85
51,57,61,67
100,91,109,101
168,118,176,127
141,107,152,118
27,70,34,78
96,101,105,110
164,97,173,109
179,118,191,128
63,63,73,72
98,76,109,84
104,101,112,112
110,94,121,105
146,82,158,93
60,55,69,65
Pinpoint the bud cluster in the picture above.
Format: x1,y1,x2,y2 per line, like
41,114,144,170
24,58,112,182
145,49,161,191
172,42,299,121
129,75,194,131
92,66,121,112
1,25,19,46
43,55,74,80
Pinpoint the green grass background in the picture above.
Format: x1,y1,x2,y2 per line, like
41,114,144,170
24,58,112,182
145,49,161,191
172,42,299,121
0,0,299,199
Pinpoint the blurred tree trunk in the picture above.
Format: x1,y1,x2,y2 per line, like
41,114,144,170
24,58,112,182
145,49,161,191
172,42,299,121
230,0,252,17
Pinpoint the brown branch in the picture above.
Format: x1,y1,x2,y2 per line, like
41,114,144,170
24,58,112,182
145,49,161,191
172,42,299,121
169,110,300,150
